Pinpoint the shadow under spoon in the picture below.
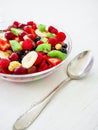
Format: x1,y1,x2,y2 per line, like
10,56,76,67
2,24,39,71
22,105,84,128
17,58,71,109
13,50,94,130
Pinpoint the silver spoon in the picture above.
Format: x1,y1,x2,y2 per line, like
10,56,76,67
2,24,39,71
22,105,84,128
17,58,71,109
13,50,94,130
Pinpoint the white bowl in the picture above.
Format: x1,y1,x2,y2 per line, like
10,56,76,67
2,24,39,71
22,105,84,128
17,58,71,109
0,23,72,82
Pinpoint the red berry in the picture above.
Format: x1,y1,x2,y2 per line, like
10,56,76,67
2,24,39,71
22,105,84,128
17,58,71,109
0,68,11,74
36,40,43,47
48,26,58,34
27,21,37,30
19,31,27,40
28,65,37,74
23,26,31,33
18,23,26,28
38,60,48,72
0,58,10,69
47,58,61,66
13,21,20,28
14,66,27,74
22,39,33,50
48,38,58,46
34,52,43,65
5,31,15,40
56,32,66,42
28,34,36,40
9,53,19,61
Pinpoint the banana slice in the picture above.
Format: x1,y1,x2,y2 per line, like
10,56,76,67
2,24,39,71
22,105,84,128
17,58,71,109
22,51,38,69
0,50,12,59
0,32,6,40
35,29,47,37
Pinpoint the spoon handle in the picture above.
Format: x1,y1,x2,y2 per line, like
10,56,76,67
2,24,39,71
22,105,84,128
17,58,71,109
13,77,70,130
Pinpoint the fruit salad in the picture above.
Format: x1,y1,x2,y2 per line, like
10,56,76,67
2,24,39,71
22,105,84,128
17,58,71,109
0,21,68,75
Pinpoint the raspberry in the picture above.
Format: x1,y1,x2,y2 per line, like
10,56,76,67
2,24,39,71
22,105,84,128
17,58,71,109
23,26,31,33
19,31,27,40
48,38,58,46
28,34,36,40
48,26,54,32
0,68,11,74
48,26,58,34
0,58,10,69
13,21,20,28
18,23,26,28
27,21,37,30
56,32,66,42
9,52,19,61
22,39,33,50
5,31,15,40
24,26,37,37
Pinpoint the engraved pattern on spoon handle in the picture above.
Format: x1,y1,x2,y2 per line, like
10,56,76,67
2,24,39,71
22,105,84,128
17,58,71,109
13,77,70,130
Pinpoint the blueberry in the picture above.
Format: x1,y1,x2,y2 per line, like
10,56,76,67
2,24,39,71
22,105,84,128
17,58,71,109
17,51,26,62
17,50,25,56
62,43,67,48
60,48,67,54
34,36,41,42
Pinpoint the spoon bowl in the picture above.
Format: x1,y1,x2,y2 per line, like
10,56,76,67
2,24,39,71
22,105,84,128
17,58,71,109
13,50,94,130
67,50,94,79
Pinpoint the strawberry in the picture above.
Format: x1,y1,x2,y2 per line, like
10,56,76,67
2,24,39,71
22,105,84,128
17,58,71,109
47,58,61,66
0,38,10,51
38,60,49,72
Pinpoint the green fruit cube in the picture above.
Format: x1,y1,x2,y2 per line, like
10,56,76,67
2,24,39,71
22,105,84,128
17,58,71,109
46,32,55,38
38,24,46,32
10,40,22,52
47,50,67,60
36,43,51,53
11,28,23,36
